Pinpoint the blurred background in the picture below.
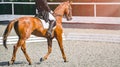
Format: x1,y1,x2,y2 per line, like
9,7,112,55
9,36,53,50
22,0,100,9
0,0,120,17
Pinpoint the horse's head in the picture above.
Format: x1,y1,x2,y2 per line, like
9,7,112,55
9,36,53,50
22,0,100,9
64,1,72,21
54,1,72,21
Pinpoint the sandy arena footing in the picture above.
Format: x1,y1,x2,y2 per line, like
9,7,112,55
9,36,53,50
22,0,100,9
0,25,120,67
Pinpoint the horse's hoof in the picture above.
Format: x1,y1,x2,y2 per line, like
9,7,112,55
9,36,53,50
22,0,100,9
40,57,45,62
64,60,69,62
8,61,13,66
8,61,10,66
29,63,32,65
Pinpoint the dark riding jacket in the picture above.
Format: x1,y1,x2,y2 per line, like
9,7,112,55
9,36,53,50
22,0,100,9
35,0,51,12
35,0,51,22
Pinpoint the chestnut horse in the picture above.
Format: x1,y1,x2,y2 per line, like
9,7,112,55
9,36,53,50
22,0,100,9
3,1,72,65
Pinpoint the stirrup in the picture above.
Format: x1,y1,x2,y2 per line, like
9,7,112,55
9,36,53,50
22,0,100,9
47,30,52,38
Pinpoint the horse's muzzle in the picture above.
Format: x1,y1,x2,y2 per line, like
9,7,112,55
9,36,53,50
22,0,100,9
67,17,72,21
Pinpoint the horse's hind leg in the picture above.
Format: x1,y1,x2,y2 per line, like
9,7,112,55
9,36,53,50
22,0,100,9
40,38,52,62
56,34,67,62
21,42,32,65
8,39,24,65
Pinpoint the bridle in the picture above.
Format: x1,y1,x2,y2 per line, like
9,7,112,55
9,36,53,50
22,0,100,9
53,3,71,17
67,4,72,17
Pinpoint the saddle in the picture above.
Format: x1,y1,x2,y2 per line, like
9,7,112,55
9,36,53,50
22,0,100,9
35,10,50,29
40,19,49,29
35,10,49,22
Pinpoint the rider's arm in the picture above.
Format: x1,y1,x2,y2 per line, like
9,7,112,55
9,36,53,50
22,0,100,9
42,0,51,12
35,0,41,11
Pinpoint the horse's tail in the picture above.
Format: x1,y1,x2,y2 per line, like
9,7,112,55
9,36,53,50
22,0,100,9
3,19,17,49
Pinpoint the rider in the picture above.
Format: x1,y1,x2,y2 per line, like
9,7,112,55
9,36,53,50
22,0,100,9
35,0,56,38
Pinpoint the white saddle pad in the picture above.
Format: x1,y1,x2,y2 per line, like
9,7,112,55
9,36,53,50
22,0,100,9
39,13,55,29
40,19,49,29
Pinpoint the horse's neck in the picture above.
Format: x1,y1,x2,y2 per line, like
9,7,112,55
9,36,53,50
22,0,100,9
54,4,66,16
54,10,64,16
54,3,67,24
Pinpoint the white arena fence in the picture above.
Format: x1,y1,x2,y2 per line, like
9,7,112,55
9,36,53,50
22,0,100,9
0,2,120,24
0,2,120,17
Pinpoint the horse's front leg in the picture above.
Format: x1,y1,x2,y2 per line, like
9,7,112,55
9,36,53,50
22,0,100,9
40,38,52,62
56,34,67,62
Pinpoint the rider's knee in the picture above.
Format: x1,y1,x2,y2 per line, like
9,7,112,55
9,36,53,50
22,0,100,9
50,20,56,26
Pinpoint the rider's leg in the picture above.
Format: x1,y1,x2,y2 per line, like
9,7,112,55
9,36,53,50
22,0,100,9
47,20,56,37
47,13,56,37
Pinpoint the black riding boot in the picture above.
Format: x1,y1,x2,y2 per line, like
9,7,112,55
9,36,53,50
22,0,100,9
47,20,56,38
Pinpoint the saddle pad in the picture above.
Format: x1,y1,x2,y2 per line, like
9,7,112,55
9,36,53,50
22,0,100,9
40,19,49,29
